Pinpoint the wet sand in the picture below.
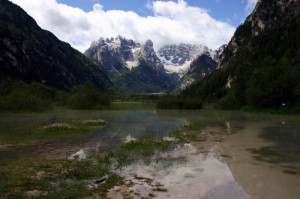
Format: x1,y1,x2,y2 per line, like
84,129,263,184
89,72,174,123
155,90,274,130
220,121,300,199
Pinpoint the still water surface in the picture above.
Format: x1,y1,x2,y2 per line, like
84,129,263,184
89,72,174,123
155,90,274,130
0,103,299,198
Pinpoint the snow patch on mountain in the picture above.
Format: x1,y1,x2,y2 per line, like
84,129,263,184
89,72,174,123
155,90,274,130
157,43,224,77
163,61,192,77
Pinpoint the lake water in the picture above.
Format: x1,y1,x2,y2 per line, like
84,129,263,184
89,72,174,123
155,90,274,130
0,103,299,199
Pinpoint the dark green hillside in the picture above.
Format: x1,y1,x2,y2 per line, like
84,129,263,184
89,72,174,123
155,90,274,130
115,60,176,93
182,0,300,110
0,0,111,90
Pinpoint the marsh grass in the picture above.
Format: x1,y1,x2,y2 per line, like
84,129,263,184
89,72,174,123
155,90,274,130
33,123,86,138
79,119,107,126
107,138,172,169
0,119,107,143
0,137,174,198
182,123,204,131
41,123,75,130
0,155,123,199
172,131,207,143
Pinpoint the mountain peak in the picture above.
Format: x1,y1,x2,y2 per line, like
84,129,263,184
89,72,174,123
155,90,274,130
144,39,154,47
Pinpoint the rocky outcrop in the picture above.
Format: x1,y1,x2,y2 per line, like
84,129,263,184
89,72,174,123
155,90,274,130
209,45,226,63
179,54,217,90
84,36,140,80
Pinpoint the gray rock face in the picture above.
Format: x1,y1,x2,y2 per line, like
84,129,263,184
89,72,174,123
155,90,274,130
84,36,140,78
139,40,164,70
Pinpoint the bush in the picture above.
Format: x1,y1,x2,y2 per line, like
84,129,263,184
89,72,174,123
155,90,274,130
55,90,71,106
156,95,203,109
0,79,53,111
0,90,50,111
67,83,111,110
214,92,241,110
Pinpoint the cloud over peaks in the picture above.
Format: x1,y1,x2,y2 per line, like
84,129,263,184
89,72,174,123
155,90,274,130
10,0,235,52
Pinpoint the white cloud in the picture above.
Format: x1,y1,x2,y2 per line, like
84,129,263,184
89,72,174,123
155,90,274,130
10,0,235,52
245,0,258,14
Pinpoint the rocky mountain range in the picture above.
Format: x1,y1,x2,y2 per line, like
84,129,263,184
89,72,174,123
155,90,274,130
85,36,179,93
0,0,111,91
85,36,224,92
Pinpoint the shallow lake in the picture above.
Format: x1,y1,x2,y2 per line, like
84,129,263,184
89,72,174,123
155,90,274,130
0,103,299,199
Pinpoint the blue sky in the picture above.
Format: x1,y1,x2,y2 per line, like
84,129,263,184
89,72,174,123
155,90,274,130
57,0,250,27
11,0,257,52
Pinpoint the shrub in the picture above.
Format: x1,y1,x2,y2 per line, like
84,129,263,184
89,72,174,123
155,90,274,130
214,93,241,110
67,83,111,110
0,79,53,111
55,90,71,106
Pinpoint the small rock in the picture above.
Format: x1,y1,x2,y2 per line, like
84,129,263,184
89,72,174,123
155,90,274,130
68,149,86,160
184,143,192,148
87,182,98,190
95,174,108,184
124,134,137,143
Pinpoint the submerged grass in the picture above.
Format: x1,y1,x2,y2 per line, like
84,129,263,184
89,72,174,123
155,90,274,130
106,138,172,169
171,122,207,143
